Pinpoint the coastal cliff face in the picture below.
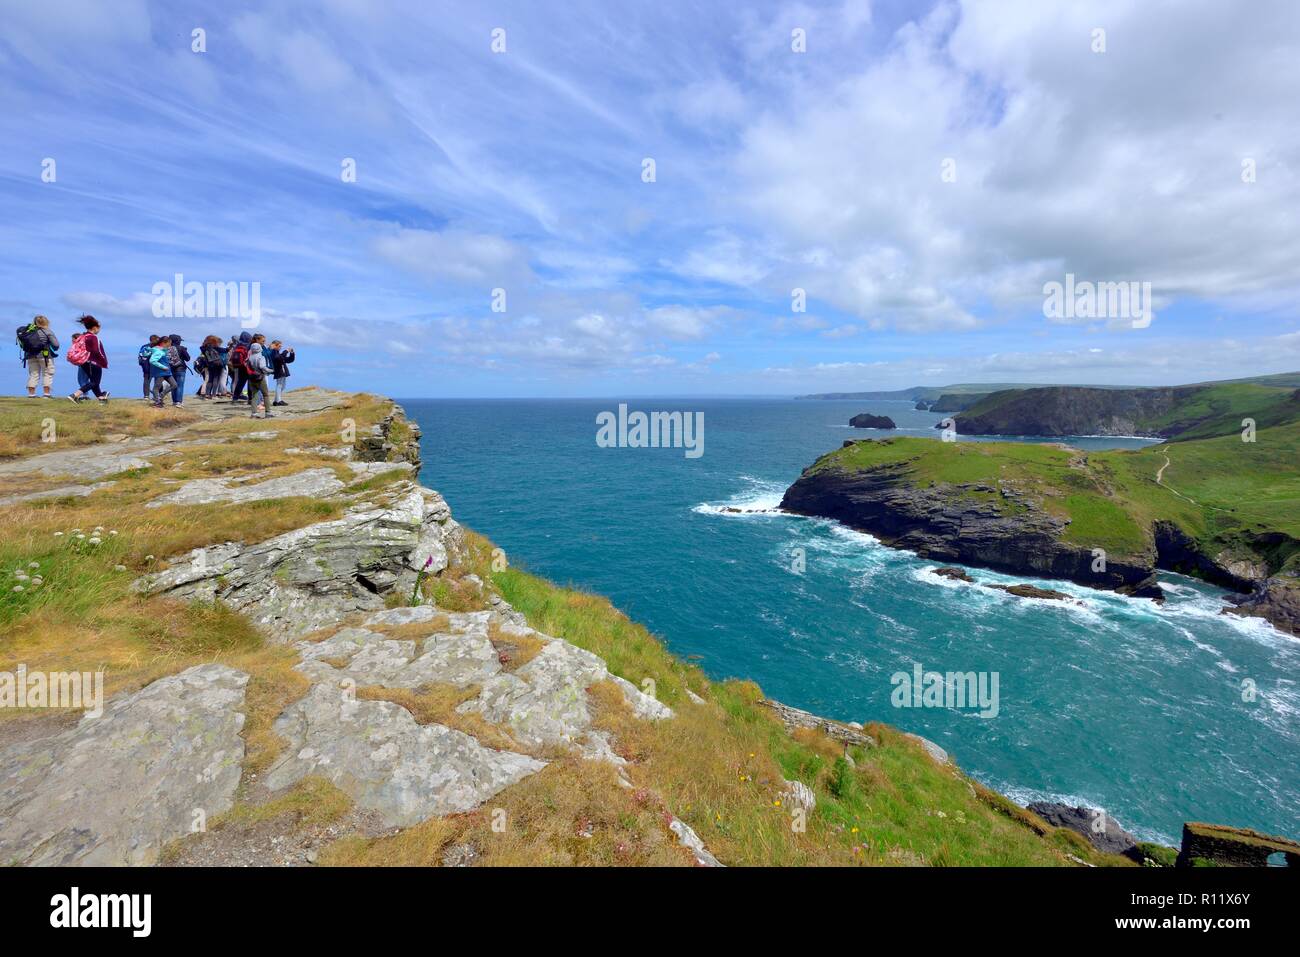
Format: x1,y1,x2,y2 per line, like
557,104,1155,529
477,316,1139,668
780,436,1299,636
948,386,1196,437
780,460,1161,595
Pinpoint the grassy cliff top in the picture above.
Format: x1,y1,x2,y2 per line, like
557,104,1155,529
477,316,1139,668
0,390,1129,867
813,417,1300,567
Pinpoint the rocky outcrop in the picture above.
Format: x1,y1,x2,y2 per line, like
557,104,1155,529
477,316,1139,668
932,566,973,582
135,484,462,640
1175,822,1300,867
457,633,672,752
146,467,346,508
1028,802,1142,862
354,405,422,466
780,462,1161,597
0,664,248,866
760,698,876,748
991,583,1073,601
263,683,546,828
1223,574,1300,636
849,413,897,429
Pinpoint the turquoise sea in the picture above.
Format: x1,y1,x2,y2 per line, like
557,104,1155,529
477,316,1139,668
406,397,1300,846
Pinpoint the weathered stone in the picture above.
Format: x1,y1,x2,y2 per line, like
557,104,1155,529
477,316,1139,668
932,565,974,583
904,732,950,765
0,664,248,866
297,623,500,690
146,467,345,508
457,632,671,749
760,698,876,747
0,482,112,507
1175,821,1300,868
991,583,1073,601
669,818,723,867
134,485,456,639
264,683,544,827
1028,802,1142,861
364,605,440,626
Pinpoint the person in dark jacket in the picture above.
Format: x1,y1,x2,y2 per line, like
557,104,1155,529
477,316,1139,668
20,315,60,397
268,340,295,406
228,331,252,401
68,315,109,402
168,334,190,406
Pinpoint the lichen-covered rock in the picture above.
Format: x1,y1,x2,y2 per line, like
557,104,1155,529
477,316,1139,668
263,683,544,827
0,664,248,866
295,622,500,689
134,485,457,640
146,467,345,508
457,636,672,749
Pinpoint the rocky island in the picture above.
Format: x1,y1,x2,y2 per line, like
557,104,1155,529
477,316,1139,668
849,413,896,429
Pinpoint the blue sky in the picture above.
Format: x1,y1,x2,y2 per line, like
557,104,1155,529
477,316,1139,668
2,0,1299,397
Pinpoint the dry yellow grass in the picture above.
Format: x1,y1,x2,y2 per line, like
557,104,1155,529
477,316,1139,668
320,756,693,867
0,397,195,460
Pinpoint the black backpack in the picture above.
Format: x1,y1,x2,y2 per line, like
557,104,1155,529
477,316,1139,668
16,324,48,363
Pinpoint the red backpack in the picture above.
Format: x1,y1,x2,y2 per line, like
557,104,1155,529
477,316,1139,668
65,337,90,365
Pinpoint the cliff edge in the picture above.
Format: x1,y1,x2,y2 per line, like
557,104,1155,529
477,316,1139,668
0,390,1163,867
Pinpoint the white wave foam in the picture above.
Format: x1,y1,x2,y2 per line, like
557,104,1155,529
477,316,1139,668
692,475,789,517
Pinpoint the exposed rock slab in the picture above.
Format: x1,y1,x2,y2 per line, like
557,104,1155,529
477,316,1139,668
0,664,248,866
457,630,671,749
146,467,345,508
134,485,458,640
263,684,545,827
760,698,876,747
296,622,500,689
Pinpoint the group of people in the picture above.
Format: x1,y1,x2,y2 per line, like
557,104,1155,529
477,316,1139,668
16,315,296,418
137,330,295,417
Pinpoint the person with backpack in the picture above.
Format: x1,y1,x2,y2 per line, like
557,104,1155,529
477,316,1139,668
18,315,60,397
244,341,274,418
67,315,109,402
228,331,252,402
267,340,295,406
197,335,221,398
147,335,175,407
137,335,159,399
168,334,190,406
